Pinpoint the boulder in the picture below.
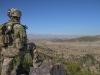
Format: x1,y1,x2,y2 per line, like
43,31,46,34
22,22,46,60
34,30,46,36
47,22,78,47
29,59,66,75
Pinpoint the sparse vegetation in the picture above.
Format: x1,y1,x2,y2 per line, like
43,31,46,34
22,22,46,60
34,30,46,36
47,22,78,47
12,36,100,74
13,51,100,75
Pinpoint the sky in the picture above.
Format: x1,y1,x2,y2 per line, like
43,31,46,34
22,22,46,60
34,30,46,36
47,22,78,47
0,0,100,35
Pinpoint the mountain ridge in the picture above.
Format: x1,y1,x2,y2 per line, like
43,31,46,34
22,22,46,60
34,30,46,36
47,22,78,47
27,34,97,39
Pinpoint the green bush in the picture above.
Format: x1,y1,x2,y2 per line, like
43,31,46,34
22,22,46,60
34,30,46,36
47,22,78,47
13,53,33,72
80,54,96,67
13,52,53,72
65,62,95,75
65,62,82,75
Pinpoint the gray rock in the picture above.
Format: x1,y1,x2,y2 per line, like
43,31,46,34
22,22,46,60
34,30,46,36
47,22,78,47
29,59,66,75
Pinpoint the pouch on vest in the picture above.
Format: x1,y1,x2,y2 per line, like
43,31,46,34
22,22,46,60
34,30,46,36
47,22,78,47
0,24,6,46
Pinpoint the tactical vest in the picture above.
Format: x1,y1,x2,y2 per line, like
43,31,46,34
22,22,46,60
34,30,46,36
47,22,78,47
0,21,27,49
0,24,5,46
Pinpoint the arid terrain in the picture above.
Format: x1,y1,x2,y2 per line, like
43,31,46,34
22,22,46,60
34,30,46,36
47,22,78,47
29,36,100,62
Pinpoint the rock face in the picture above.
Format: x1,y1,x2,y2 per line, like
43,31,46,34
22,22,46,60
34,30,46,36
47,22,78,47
29,60,66,75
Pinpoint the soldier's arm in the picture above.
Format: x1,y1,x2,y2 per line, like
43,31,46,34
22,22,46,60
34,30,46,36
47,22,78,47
18,25,27,44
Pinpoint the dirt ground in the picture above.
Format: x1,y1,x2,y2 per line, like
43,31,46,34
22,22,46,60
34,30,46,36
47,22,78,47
30,39,100,61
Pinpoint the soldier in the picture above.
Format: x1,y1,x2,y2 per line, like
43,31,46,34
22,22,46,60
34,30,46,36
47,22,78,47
0,8,39,75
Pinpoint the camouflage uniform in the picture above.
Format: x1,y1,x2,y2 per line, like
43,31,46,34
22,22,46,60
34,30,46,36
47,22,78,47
1,43,38,75
0,8,39,75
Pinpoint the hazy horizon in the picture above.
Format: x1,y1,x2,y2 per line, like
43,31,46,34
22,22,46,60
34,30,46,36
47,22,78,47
27,33,97,39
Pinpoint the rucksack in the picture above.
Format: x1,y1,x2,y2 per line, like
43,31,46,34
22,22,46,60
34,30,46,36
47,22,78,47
0,22,15,47
0,21,27,48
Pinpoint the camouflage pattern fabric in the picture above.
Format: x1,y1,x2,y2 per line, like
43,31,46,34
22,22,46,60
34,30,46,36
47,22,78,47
12,22,27,50
1,57,13,75
13,23,27,45
0,20,27,49
0,43,39,75
8,8,22,18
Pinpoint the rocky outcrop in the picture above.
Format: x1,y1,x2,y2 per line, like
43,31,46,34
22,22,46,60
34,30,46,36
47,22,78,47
29,59,66,75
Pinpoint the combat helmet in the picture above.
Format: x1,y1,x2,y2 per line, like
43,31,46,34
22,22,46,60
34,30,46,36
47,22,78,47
7,8,22,18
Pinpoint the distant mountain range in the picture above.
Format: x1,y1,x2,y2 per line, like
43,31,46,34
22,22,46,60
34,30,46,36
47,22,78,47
49,35,100,42
65,36,100,42
27,34,97,39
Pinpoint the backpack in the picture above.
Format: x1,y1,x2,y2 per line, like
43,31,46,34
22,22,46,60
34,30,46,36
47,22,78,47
0,22,15,47
0,21,27,48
